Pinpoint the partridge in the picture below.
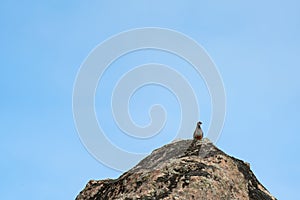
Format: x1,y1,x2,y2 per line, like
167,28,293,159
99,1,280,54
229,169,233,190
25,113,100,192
193,121,203,140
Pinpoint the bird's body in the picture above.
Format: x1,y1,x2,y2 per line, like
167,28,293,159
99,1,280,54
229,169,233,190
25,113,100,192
193,121,203,140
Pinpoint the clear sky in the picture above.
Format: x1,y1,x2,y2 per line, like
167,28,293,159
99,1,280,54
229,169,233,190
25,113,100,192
1,1,299,199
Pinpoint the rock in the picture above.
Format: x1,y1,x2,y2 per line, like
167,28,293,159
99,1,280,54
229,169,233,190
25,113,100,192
76,138,277,200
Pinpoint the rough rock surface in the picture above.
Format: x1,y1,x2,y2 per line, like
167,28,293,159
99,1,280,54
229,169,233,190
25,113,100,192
76,138,276,200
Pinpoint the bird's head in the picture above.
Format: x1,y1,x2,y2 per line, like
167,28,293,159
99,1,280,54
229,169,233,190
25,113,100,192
197,121,202,128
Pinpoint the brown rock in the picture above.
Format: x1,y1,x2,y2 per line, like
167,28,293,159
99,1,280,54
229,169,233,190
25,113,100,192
76,138,276,200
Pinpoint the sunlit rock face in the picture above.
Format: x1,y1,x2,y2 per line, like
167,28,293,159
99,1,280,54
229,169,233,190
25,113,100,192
76,139,276,200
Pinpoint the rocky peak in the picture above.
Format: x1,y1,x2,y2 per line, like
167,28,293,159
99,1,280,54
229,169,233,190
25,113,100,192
76,139,276,200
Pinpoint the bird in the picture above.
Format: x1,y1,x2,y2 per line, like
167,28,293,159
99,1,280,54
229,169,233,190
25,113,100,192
193,121,203,140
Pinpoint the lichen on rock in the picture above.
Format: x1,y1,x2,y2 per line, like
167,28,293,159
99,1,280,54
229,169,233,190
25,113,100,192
76,139,277,200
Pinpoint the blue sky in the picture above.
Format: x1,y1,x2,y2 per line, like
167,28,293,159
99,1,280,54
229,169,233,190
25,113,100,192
1,1,299,199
